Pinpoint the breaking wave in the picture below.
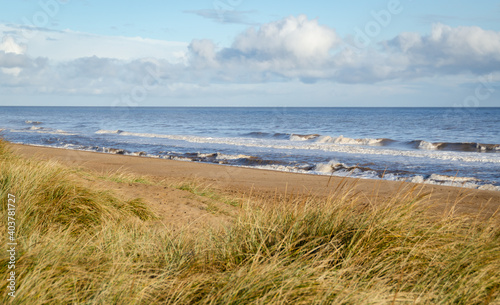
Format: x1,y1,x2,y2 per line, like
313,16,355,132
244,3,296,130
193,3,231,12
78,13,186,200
411,140,500,152
9,127,77,136
96,129,124,134
159,152,280,166
309,135,392,146
289,134,321,141
254,161,500,191
242,131,500,152
94,129,500,164
11,136,500,191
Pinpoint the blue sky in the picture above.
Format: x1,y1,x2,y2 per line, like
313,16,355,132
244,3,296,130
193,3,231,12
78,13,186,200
0,0,499,106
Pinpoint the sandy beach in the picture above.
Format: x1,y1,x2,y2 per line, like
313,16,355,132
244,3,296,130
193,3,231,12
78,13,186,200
3,140,500,303
11,143,500,221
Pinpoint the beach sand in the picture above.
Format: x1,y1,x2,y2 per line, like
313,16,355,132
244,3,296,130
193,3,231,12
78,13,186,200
10,143,500,227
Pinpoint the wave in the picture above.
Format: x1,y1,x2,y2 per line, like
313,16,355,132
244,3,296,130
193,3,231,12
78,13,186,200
93,129,500,164
9,127,77,136
13,137,499,191
97,129,500,155
243,131,500,153
411,140,500,152
246,131,391,145
426,174,480,183
94,149,258,164
399,174,499,191
311,135,392,146
25,120,42,125
131,151,147,157
159,151,279,166
96,130,178,139
313,160,376,175
243,132,291,139
101,147,128,154
245,131,392,145
96,129,124,134
252,161,500,191
290,133,321,141
244,131,271,138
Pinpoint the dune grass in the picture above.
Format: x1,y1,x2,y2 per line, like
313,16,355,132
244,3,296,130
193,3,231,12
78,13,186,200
0,139,499,304
97,169,154,185
175,180,241,207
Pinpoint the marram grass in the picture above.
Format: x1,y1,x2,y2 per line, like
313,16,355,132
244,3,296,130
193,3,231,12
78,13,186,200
0,139,499,304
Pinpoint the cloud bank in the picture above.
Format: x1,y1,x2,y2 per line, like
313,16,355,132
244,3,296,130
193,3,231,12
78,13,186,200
1,16,499,97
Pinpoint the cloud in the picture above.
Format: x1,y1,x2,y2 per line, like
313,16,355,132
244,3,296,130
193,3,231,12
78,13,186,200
1,17,499,98
387,23,500,75
230,15,340,63
0,55,170,95
0,36,26,54
330,23,500,83
0,24,188,62
0,51,32,68
187,15,342,83
0,36,29,76
189,39,218,68
183,17,500,84
185,9,256,25
196,18,500,84
419,14,500,25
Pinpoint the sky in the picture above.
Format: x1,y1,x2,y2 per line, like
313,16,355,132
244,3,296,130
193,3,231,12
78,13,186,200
0,0,499,107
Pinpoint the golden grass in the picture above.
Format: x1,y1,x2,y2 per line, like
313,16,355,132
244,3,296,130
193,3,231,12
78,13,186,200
0,139,499,304
173,180,241,207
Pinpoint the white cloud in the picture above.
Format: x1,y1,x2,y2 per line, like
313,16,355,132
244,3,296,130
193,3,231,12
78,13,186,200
186,18,500,84
185,15,342,83
189,39,218,68
388,23,500,74
0,17,499,99
230,15,340,63
0,36,26,54
0,36,28,76
0,24,188,62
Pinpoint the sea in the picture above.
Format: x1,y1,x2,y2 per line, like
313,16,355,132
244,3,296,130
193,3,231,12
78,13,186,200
1,107,499,191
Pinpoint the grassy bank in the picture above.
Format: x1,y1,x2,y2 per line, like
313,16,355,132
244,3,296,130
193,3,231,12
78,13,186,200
0,140,499,304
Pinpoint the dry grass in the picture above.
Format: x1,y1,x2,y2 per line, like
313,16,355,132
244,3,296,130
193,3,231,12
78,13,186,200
0,139,499,304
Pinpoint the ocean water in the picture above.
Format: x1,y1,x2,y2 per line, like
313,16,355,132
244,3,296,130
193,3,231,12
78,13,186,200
1,107,499,190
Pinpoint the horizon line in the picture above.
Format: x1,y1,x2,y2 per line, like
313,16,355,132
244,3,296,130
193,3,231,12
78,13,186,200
1,105,500,108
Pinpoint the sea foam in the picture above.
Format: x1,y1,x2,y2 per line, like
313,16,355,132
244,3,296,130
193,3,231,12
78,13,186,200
93,129,500,164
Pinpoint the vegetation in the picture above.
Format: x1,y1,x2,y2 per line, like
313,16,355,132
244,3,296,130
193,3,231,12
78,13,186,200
175,180,241,207
0,139,499,304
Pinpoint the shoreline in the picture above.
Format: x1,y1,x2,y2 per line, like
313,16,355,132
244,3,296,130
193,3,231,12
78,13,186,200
9,141,500,191
9,143,500,217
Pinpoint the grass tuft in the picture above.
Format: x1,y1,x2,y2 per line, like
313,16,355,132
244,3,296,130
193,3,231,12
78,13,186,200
175,180,241,207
